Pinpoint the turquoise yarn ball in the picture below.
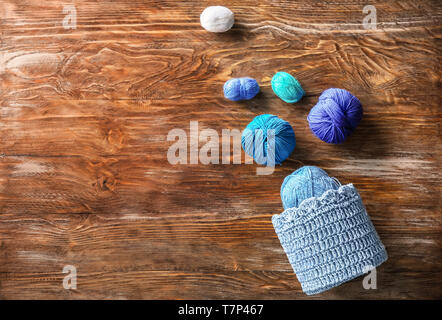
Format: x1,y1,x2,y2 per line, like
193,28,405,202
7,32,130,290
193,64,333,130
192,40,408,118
241,114,296,166
280,166,340,209
271,72,304,103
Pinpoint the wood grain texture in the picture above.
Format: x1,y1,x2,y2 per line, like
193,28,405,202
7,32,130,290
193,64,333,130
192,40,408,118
0,0,441,299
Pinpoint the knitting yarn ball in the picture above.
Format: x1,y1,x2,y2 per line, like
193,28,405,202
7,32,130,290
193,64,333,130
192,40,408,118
271,72,304,103
242,114,295,166
224,77,260,101
200,6,234,33
307,88,363,144
280,166,340,209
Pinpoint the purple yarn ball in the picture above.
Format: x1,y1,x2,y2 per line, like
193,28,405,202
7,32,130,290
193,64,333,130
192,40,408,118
307,88,363,144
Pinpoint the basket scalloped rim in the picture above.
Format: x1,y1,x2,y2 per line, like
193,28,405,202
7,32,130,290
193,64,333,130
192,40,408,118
273,183,360,224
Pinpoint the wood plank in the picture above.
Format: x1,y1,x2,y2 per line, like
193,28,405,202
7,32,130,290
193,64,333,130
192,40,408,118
1,270,440,299
0,212,440,273
0,155,439,213
1,33,439,101
0,98,439,157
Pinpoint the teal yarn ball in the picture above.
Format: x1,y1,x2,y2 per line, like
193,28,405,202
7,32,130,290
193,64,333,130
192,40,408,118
280,166,340,209
241,114,296,166
271,72,304,103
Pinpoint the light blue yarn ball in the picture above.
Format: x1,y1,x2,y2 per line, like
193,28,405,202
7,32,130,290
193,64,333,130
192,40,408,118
280,166,340,209
224,77,260,101
271,72,304,103
241,114,295,166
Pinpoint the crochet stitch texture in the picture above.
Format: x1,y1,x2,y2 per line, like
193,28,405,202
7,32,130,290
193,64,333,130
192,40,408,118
272,184,387,295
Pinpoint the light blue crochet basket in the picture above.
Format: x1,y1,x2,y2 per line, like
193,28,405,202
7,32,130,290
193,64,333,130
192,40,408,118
272,184,388,295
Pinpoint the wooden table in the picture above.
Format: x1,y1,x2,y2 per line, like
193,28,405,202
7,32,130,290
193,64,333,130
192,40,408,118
0,0,440,299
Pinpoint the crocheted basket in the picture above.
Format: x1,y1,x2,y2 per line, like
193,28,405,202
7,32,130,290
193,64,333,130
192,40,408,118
272,184,388,295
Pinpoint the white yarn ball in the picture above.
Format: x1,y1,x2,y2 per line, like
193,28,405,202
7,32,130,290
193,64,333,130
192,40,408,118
200,6,234,33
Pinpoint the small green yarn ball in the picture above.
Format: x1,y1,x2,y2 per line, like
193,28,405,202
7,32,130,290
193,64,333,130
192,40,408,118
271,72,304,103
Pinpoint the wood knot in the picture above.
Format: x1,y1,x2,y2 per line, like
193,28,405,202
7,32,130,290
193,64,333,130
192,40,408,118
99,119,125,153
93,175,116,192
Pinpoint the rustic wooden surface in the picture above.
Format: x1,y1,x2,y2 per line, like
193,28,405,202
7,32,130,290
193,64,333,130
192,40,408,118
0,0,441,300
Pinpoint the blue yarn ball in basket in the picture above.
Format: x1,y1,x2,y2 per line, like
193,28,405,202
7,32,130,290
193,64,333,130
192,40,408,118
272,166,388,295
241,114,295,166
307,88,363,144
280,166,340,210
224,77,260,101
271,72,304,103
